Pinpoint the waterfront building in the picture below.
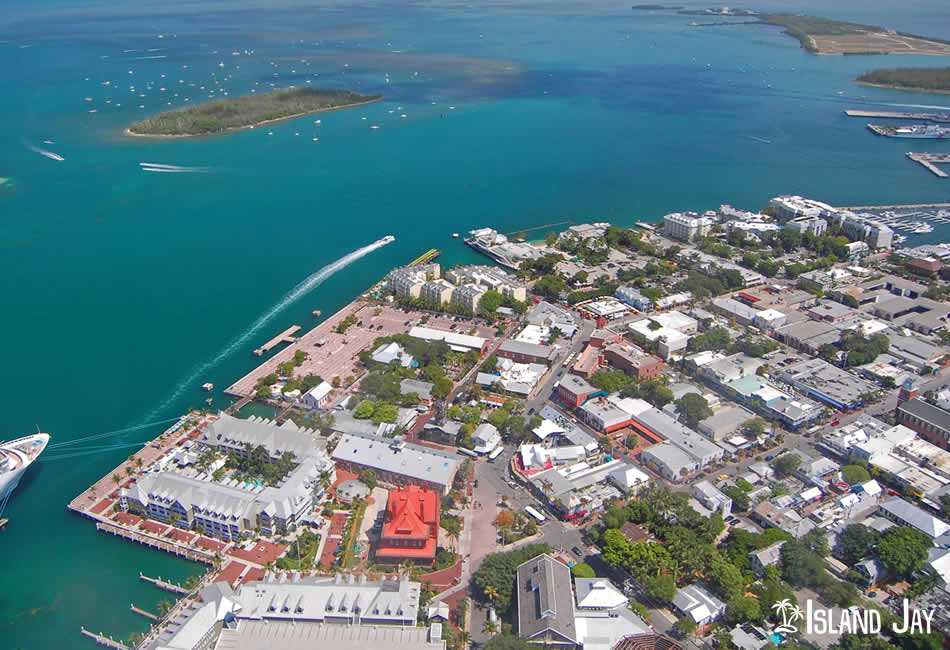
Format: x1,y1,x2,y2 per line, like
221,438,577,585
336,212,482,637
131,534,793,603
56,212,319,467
407,326,488,353
662,211,716,242
371,342,415,368
200,413,321,461
444,265,527,301
375,485,440,566
331,434,460,494
768,195,832,220
421,279,455,305
451,284,485,312
833,211,894,250
386,263,441,299
784,216,828,237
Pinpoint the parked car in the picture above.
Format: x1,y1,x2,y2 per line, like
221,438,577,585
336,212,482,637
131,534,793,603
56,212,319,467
764,455,773,461
716,474,729,482
572,546,583,557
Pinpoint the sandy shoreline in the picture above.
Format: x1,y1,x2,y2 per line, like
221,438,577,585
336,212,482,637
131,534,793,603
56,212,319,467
123,96,383,139
853,80,950,95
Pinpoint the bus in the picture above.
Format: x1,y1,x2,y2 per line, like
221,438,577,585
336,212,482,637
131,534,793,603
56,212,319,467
487,446,504,462
525,505,547,523
562,351,577,368
458,448,478,458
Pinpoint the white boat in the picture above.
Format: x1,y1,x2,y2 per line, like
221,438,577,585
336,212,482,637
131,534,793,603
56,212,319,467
381,234,396,243
913,224,934,234
0,432,49,506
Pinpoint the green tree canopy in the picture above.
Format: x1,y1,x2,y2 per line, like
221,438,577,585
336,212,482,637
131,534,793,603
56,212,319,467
877,527,932,578
571,563,596,578
676,393,713,427
841,465,871,485
473,544,551,613
772,453,802,477
834,524,880,565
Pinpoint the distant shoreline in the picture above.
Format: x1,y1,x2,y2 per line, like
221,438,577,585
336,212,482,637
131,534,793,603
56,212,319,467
853,80,950,95
124,95,382,139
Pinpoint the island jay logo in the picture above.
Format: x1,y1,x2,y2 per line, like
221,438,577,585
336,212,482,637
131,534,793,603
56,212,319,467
772,599,805,634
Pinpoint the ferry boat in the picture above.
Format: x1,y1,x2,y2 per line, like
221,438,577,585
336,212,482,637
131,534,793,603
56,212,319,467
0,432,49,506
867,123,950,139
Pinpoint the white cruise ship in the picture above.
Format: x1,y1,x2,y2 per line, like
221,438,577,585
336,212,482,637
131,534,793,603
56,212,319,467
0,432,49,505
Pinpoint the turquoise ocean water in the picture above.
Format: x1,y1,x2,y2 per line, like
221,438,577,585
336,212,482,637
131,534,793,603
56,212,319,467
1,0,949,646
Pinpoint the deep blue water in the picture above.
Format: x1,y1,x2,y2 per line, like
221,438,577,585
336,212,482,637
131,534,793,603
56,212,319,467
1,0,949,646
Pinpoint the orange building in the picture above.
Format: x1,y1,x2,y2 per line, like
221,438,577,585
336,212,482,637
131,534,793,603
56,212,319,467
375,485,440,565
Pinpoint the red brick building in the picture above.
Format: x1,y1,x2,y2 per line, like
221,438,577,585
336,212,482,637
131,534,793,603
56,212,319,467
590,328,624,348
602,342,664,380
557,374,600,408
375,485,440,565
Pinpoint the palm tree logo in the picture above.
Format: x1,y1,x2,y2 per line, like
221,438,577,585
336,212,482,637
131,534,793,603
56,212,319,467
772,599,804,634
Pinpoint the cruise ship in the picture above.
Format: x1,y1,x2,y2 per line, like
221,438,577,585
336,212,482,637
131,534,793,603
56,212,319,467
867,123,950,139
0,432,49,505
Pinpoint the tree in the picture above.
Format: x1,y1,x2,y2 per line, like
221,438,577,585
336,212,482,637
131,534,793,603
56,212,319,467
674,616,698,636
780,540,829,589
644,574,676,603
623,434,639,450
433,376,454,400
495,510,516,529
835,524,880,565
676,393,712,427
725,595,762,625
359,468,377,490
841,464,871,485
821,579,859,608
723,485,751,512
474,544,551,612
571,562,596,578
480,290,504,315
483,619,500,636
878,526,932,578
354,399,375,419
772,453,801,477
819,344,840,364
111,473,121,487
481,635,537,650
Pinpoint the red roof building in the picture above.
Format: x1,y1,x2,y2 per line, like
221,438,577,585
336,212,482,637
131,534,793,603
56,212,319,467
376,485,440,565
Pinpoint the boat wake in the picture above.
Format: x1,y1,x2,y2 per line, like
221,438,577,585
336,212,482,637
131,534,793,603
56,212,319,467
141,236,395,420
140,162,208,173
886,102,950,111
23,139,64,161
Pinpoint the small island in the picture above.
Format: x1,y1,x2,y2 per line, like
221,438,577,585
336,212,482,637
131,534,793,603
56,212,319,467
127,87,382,137
855,67,950,94
755,13,950,56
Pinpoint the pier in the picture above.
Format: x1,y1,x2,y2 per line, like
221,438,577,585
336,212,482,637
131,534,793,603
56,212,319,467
845,109,950,122
908,152,950,178
252,325,301,356
407,248,441,266
95,522,215,564
80,627,129,650
140,572,190,595
130,604,159,621
503,219,572,238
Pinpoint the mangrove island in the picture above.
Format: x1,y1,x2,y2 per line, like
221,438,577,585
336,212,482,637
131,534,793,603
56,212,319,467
856,67,950,94
127,87,382,136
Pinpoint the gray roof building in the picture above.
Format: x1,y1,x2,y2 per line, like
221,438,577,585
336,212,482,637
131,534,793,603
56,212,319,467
641,442,698,482
332,434,460,494
202,413,322,462
671,584,726,626
633,408,724,467
780,358,879,410
400,379,434,401
749,540,786,577
516,554,579,647
878,497,950,539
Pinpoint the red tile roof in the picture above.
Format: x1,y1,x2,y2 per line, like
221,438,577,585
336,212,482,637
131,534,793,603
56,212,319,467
382,485,438,540
216,561,246,586
89,499,113,515
241,567,266,584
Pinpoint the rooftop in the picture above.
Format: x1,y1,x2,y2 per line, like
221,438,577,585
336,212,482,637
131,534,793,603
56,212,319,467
517,554,578,645
331,434,459,488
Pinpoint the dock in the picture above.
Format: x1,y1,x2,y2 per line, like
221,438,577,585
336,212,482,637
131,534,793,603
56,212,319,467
80,627,129,650
907,152,950,178
845,109,950,122
130,603,159,621
96,523,215,564
252,325,301,356
407,248,441,266
837,202,950,210
140,572,190,595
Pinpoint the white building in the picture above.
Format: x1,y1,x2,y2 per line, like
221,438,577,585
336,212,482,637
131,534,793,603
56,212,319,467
663,212,716,242
301,381,334,410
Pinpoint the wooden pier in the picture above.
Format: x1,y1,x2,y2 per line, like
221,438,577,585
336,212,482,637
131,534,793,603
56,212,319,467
80,627,129,650
845,109,950,122
140,572,190,595
130,603,159,621
253,325,301,356
96,522,214,564
908,152,950,178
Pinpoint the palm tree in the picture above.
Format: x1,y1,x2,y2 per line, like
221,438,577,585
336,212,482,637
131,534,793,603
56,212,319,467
456,631,472,649
482,619,499,636
125,466,135,479
111,473,121,487
156,599,174,616
135,457,143,470
318,470,332,493
483,584,499,603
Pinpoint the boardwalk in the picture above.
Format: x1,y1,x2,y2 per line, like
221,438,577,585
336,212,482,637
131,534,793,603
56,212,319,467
130,604,158,621
98,523,216,564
